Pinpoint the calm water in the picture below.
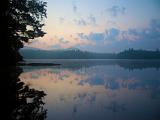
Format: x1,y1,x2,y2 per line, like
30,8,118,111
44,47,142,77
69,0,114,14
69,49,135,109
20,59,160,120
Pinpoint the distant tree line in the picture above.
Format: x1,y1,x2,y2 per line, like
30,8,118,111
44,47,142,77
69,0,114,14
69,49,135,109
20,48,160,59
117,48,160,59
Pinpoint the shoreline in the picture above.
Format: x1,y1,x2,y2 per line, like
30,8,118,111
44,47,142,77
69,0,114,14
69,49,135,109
18,62,61,66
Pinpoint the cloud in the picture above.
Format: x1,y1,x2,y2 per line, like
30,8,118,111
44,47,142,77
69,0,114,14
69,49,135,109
50,35,94,49
106,5,126,17
72,1,77,13
51,44,61,49
77,33,88,40
107,20,116,25
55,36,92,49
78,25,153,44
88,32,105,41
59,37,69,44
88,14,96,25
105,28,120,41
59,17,65,24
77,32,105,41
149,19,160,38
77,28,120,42
76,19,160,52
74,18,87,26
120,19,160,42
26,39,52,50
74,15,97,26
26,19,160,52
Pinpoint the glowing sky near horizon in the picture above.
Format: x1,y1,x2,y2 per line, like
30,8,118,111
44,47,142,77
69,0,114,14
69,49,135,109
26,0,160,52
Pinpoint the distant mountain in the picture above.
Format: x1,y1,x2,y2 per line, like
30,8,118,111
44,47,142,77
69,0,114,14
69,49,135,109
19,48,160,59
19,48,116,59
21,46,41,50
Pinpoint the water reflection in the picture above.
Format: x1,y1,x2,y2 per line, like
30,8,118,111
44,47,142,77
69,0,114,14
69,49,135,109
20,60,160,120
2,66,47,120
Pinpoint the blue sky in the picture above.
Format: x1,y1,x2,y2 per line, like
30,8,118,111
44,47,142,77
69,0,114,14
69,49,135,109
26,0,160,52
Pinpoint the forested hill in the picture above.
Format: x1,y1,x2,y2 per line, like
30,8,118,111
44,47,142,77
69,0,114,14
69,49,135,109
19,48,160,59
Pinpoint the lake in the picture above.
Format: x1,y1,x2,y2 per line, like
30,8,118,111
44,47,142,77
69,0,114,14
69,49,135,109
20,59,160,120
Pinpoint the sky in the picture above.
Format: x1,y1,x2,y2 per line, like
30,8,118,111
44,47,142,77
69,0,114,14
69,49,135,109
26,0,160,52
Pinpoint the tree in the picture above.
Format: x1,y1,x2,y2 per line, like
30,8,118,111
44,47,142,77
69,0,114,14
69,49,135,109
0,1,47,119
1,0,47,65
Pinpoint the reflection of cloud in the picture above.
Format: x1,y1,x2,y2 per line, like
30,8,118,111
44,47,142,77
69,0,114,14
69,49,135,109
20,62,160,93
20,66,160,119
73,105,77,113
20,68,88,86
59,95,65,101
105,80,120,90
104,101,126,112
77,93,96,104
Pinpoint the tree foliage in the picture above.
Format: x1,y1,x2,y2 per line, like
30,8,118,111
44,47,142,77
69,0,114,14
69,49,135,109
1,0,47,65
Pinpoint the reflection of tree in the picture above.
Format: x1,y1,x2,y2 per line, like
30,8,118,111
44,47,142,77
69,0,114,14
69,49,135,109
4,67,47,120
22,60,160,71
150,88,160,100
117,60,160,71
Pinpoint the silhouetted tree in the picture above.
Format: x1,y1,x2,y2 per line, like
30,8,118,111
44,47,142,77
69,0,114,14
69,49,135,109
1,0,47,65
0,0,47,119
